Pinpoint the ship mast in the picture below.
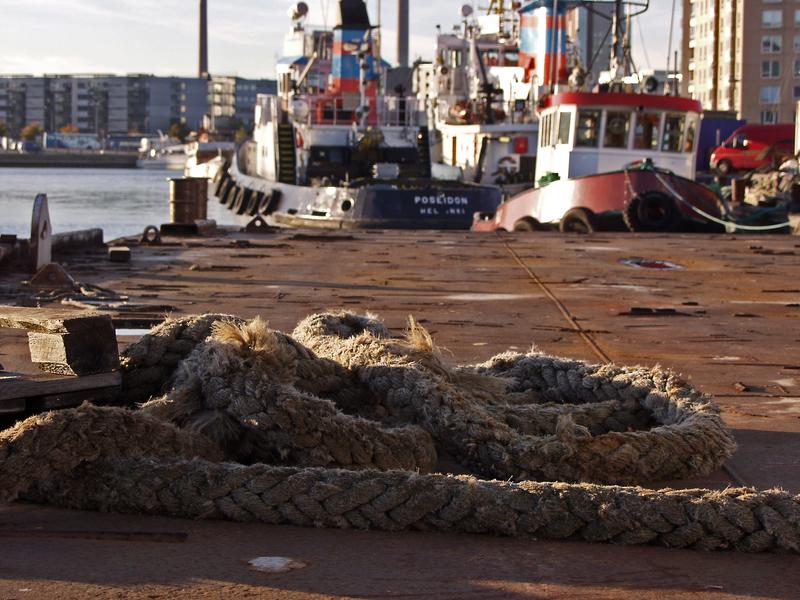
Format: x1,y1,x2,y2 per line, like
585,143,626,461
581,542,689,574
609,0,625,79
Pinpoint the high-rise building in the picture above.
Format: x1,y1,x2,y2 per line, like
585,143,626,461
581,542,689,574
682,0,800,124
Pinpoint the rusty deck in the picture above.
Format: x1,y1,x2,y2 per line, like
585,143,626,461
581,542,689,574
1,228,799,599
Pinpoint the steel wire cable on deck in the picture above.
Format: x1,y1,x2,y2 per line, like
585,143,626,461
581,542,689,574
499,235,610,364
1,312,797,553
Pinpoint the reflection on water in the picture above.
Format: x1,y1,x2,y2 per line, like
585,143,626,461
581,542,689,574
0,168,235,241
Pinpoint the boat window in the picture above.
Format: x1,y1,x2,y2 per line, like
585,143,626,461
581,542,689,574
575,110,600,147
633,112,660,150
541,113,555,147
603,111,631,148
661,113,685,153
684,114,699,153
557,112,572,144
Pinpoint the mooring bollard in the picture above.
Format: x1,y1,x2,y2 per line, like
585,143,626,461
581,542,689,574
29,194,52,272
169,177,208,224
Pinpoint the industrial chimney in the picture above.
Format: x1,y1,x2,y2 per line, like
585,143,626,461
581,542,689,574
199,0,209,78
397,0,409,67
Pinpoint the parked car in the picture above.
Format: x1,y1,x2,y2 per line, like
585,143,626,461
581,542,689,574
18,140,42,153
710,123,794,175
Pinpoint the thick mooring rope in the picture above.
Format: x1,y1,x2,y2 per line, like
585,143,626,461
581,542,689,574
4,312,799,553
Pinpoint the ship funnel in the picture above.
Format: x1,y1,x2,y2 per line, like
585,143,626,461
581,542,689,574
199,0,208,78
518,1,567,88
331,0,377,95
397,0,409,67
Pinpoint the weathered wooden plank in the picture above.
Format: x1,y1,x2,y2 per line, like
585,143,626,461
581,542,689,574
27,322,120,376
0,371,121,402
0,305,119,375
0,305,102,333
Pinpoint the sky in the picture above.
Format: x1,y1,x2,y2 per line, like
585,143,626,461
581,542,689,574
0,0,680,79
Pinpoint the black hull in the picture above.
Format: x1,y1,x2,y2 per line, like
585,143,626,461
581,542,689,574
213,155,503,230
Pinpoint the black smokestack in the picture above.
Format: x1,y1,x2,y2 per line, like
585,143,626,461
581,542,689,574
397,0,409,67
199,0,209,78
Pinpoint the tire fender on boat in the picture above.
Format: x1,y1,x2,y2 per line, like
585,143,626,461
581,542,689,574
212,161,229,186
219,181,236,206
225,185,241,209
213,167,230,197
513,217,543,232
234,188,253,215
623,192,680,232
246,191,262,217
559,208,597,234
258,190,282,216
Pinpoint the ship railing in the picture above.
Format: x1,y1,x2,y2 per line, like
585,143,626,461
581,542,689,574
304,96,422,127
435,99,534,126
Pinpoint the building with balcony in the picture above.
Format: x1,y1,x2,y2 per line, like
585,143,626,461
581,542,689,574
682,0,800,123
208,76,277,132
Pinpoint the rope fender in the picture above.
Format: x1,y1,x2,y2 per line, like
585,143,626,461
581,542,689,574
4,312,797,552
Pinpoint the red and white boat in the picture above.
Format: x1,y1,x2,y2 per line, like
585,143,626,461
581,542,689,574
474,90,727,233
472,0,731,234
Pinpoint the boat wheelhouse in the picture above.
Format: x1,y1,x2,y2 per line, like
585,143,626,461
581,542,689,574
534,92,702,185
472,90,726,234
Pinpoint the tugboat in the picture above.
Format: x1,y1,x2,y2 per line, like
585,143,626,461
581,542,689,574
473,0,730,234
212,0,501,229
416,3,539,195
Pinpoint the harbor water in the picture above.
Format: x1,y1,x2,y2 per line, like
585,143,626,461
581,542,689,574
0,168,235,241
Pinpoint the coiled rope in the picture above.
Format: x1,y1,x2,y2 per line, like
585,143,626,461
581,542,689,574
3,312,799,553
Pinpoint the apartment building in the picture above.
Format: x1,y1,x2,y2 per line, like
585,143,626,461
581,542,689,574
207,76,277,132
682,0,800,124
0,74,276,138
